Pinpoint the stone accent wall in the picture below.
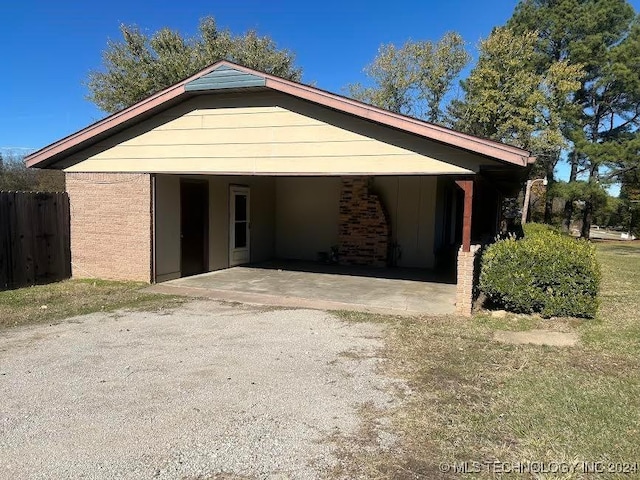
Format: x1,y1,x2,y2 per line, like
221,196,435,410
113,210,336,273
338,176,389,267
66,172,152,282
455,244,481,316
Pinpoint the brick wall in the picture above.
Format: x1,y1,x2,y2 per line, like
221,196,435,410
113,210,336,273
66,173,152,282
455,244,480,316
338,176,389,267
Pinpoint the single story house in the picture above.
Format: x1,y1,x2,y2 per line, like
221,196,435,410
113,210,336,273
26,61,534,315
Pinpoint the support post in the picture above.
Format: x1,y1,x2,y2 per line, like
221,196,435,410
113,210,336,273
521,179,533,225
454,178,476,316
455,179,474,252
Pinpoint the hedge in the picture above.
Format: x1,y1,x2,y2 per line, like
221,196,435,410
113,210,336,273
479,223,600,318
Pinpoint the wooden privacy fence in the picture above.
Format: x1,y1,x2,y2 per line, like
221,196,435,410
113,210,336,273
0,191,71,290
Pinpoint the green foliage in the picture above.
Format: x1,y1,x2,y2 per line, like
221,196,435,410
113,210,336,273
450,27,583,158
592,195,624,228
508,0,640,236
450,27,583,222
621,168,640,201
508,0,636,70
552,179,608,207
347,43,416,116
412,33,470,123
87,16,302,113
480,224,601,318
521,222,557,236
620,169,640,235
0,154,65,192
347,32,470,123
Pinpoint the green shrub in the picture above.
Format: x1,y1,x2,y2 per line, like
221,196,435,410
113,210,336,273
479,224,600,318
522,222,558,237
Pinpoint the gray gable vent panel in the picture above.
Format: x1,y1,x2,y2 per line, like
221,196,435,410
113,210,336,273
185,65,266,91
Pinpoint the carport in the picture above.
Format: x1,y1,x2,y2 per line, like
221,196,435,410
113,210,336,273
25,60,534,316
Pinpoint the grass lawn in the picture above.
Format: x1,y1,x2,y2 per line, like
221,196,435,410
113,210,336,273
0,279,183,330
335,241,640,479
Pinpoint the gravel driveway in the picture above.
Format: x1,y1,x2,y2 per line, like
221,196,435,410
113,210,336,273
0,301,395,479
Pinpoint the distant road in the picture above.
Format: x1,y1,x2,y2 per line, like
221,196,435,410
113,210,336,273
589,229,636,241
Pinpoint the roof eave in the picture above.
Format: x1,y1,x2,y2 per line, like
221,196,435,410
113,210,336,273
26,60,534,170
260,76,531,168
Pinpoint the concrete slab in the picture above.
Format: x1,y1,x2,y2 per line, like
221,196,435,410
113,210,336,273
493,329,579,347
147,262,456,316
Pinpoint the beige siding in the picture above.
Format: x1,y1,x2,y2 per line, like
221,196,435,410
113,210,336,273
208,175,275,270
249,177,277,263
275,177,341,260
155,175,181,282
373,176,437,268
154,174,276,278
208,176,228,271
63,92,487,175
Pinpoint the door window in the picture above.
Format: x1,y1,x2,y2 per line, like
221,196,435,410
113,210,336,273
234,193,248,248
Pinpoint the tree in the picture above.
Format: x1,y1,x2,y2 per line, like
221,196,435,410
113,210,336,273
508,0,640,237
620,167,640,235
450,28,583,166
347,32,470,124
593,194,623,229
413,33,470,123
87,17,302,114
621,168,640,201
347,43,416,116
0,153,65,192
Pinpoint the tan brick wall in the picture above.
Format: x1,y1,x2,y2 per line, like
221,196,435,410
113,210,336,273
338,176,390,267
66,172,152,282
455,245,480,316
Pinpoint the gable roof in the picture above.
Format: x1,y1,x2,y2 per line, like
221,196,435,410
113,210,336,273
25,60,535,169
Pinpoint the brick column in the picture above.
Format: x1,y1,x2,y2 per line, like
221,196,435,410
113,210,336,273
455,244,480,316
338,176,390,267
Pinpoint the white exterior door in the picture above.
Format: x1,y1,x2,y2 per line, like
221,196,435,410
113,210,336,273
229,186,250,266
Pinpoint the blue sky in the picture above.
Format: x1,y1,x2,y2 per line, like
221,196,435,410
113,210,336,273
2,0,638,191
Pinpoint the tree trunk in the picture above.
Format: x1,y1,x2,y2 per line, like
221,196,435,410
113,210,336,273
543,191,554,224
562,200,573,233
581,200,593,238
562,151,579,233
581,162,599,239
543,158,556,224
